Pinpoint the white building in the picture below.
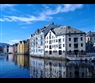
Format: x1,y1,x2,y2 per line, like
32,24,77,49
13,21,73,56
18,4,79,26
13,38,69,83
9,45,13,53
86,31,95,52
86,31,95,44
29,22,59,57
45,25,86,58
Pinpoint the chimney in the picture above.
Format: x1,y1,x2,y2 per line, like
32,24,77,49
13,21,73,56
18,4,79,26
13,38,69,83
52,22,54,25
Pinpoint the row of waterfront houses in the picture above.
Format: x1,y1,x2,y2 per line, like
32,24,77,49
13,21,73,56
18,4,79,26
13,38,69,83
3,22,95,59
3,39,29,55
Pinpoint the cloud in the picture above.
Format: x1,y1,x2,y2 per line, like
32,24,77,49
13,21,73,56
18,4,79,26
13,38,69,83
21,27,29,29
41,4,83,16
0,4,83,24
0,14,52,24
0,18,5,22
42,4,49,9
0,4,14,8
6,39,20,45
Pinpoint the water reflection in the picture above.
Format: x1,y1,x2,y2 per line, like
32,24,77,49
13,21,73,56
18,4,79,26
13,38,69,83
30,57,44,78
44,59,66,78
0,54,30,78
4,54,29,69
17,55,29,69
66,61,95,78
30,57,95,78
1,54,95,78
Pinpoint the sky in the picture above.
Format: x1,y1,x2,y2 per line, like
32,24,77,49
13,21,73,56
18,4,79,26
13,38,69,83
0,4,95,45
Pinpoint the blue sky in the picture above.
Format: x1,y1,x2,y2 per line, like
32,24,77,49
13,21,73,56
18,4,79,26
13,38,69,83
0,4,95,45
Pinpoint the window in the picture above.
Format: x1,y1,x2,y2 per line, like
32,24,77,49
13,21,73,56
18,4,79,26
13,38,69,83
74,38,78,42
49,45,52,49
81,37,83,41
56,39,57,42
63,38,64,42
59,50,62,55
74,44,78,48
63,44,64,47
81,50,83,53
41,35,43,39
49,40,52,44
69,44,71,47
81,43,83,47
69,38,71,41
49,51,52,55
49,32,51,39
47,37,48,39
69,50,71,53
54,39,55,43
59,39,61,43
41,41,43,45
63,50,65,52
59,44,62,49
80,34,82,36
52,36,53,39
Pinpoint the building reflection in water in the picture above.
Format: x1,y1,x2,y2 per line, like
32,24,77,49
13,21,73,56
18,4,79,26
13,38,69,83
17,55,29,69
44,59,66,78
30,57,44,78
4,54,29,69
30,57,95,78
66,61,95,78
30,57,66,78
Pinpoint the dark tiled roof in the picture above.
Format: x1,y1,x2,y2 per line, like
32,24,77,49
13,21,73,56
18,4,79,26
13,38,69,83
52,25,85,36
32,23,59,35
86,31,95,36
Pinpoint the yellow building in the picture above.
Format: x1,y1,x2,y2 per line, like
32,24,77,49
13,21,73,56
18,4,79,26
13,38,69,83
17,39,29,54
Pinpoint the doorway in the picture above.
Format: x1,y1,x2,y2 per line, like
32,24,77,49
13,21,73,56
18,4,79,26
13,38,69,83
74,50,78,57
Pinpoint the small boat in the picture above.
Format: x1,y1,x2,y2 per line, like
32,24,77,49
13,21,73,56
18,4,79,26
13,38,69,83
66,55,94,61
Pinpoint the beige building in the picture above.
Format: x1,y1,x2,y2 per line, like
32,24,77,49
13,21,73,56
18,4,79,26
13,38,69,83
17,39,29,54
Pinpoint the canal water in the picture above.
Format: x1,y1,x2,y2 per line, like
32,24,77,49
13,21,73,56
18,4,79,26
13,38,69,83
0,54,95,78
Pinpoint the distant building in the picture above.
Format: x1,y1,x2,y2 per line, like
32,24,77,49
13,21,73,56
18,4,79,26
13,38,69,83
86,31,95,52
29,22,59,57
0,47,3,53
45,25,86,58
3,45,9,53
14,43,18,53
86,31,95,44
17,39,29,54
9,45,13,54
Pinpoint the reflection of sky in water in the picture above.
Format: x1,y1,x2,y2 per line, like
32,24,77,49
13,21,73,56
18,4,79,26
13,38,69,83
0,54,95,78
0,54,30,78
